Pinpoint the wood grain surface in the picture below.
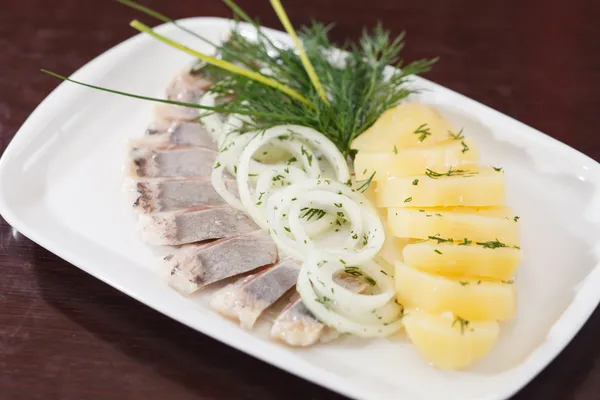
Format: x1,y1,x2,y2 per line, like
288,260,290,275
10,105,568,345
1,0,600,399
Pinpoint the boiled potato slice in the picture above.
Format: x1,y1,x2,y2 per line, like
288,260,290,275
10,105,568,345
351,103,457,152
354,138,479,181
388,206,520,245
403,309,500,370
403,242,521,280
395,261,516,321
376,167,505,208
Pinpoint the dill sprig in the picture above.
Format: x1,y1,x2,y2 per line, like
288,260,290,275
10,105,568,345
425,167,475,179
300,207,327,221
356,171,376,192
43,0,437,158
413,123,431,142
448,128,464,140
209,20,437,156
452,316,470,334
476,239,508,249
428,234,453,244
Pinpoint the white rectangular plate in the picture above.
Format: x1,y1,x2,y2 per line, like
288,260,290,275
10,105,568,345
2,17,600,400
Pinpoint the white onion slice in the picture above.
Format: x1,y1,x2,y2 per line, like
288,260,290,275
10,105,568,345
266,179,384,264
297,257,403,337
237,125,350,229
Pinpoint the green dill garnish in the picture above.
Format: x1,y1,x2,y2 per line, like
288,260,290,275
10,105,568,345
272,174,285,182
448,128,464,140
434,249,443,255
452,316,470,334
234,165,238,174
460,140,469,153
287,156,297,165
458,238,472,246
502,279,514,284
339,259,347,265
493,166,503,172
300,207,326,221
256,201,263,206
428,235,453,244
514,245,521,250
404,197,412,203
477,280,481,285
315,296,331,306
356,171,376,193
514,216,520,222
419,209,425,212
412,179,419,186
362,233,369,246
393,145,398,154
214,161,221,168
351,232,358,239
425,167,472,179
45,1,438,157
337,211,345,218
344,266,362,277
301,145,313,166
458,280,469,286
291,197,297,201
334,202,343,208
284,226,291,233
476,239,507,249
365,276,377,286
258,192,265,200
414,123,431,142
380,269,389,276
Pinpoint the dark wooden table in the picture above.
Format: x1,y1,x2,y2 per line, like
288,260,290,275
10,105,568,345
1,0,600,399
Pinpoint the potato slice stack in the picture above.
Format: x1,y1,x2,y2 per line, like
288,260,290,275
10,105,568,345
352,102,521,370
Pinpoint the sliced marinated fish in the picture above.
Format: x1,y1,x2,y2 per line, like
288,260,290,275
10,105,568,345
138,206,258,246
271,295,324,347
211,258,300,330
133,177,237,213
130,146,216,178
155,68,213,121
270,275,368,347
132,122,216,150
166,230,278,295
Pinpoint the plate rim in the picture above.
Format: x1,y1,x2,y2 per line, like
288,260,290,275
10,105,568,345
1,16,600,400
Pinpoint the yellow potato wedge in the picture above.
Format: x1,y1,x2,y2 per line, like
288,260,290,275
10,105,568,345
403,242,521,280
395,261,516,321
403,309,500,370
351,103,457,152
387,206,520,246
376,167,505,208
354,138,479,181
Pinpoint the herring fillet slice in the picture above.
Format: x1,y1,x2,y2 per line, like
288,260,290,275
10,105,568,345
138,206,258,246
271,275,368,347
132,177,237,213
132,122,217,150
129,146,217,178
270,294,324,347
210,258,300,330
155,68,213,121
166,230,278,295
